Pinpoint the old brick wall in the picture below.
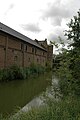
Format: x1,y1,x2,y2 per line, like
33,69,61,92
0,31,47,69
0,33,6,68
0,47,5,68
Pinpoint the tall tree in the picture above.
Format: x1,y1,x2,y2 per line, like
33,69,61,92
65,9,80,48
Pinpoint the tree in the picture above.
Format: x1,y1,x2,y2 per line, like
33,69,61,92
65,9,80,48
64,10,80,95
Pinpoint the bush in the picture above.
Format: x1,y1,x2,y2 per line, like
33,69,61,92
0,65,46,82
0,66,25,81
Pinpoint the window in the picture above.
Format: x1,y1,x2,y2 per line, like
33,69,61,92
12,49,14,52
4,48,6,50
21,43,23,50
28,57,30,62
26,45,27,51
43,52,44,55
32,47,34,53
35,48,37,54
14,55,18,61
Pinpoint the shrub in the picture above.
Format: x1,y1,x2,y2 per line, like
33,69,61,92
0,65,46,82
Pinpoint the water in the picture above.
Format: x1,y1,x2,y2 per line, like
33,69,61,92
0,72,53,114
20,75,61,113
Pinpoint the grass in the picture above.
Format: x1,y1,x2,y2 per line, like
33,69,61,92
1,95,80,120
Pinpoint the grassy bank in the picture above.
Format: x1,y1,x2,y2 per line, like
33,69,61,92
15,96,80,120
0,64,45,82
1,95,80,120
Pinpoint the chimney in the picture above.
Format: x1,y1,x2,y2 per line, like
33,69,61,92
35,39,38,43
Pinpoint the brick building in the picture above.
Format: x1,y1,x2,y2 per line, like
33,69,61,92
0,22,53,69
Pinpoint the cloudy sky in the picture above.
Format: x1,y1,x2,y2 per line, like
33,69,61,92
0,0,80,44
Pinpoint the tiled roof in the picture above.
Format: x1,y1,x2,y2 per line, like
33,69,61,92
0,22,46,51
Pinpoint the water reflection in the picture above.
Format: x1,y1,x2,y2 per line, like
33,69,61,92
45,75,61,100
0,72,52,114
20,74,61,113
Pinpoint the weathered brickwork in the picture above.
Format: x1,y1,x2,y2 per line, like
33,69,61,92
8,37,21,50
0,23,53,69
0,34,6,46
0,47,5,68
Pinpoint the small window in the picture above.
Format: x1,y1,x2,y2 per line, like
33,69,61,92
21,43,23,50
4,48,6,50
14,55,18,61
26,45,27,51
28,57,30,62
35,48,37,54
12,49,14,52
43,52,44,55
32,47,34,53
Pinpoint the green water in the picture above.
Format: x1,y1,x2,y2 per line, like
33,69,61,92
0,72,52,114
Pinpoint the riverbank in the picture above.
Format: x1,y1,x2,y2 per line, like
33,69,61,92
0,64,46,82
1,95,80,120
17,96,80,120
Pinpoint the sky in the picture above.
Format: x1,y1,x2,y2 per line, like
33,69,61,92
0,0,80,45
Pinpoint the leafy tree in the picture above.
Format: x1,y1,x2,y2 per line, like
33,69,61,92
53,10,80,96
65,9,80,48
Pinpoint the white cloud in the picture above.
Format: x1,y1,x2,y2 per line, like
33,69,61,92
21,23,41,33
0,0,80,42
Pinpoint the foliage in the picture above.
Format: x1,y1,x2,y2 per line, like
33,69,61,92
65,9,80,48
54,10,80,96
45,61,52,71
30,63,45,74
0,64,46,82
0,66,26,81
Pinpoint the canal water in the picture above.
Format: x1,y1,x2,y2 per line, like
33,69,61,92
0,72,60,115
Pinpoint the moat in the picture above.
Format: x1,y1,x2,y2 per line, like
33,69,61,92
0,72,59,115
